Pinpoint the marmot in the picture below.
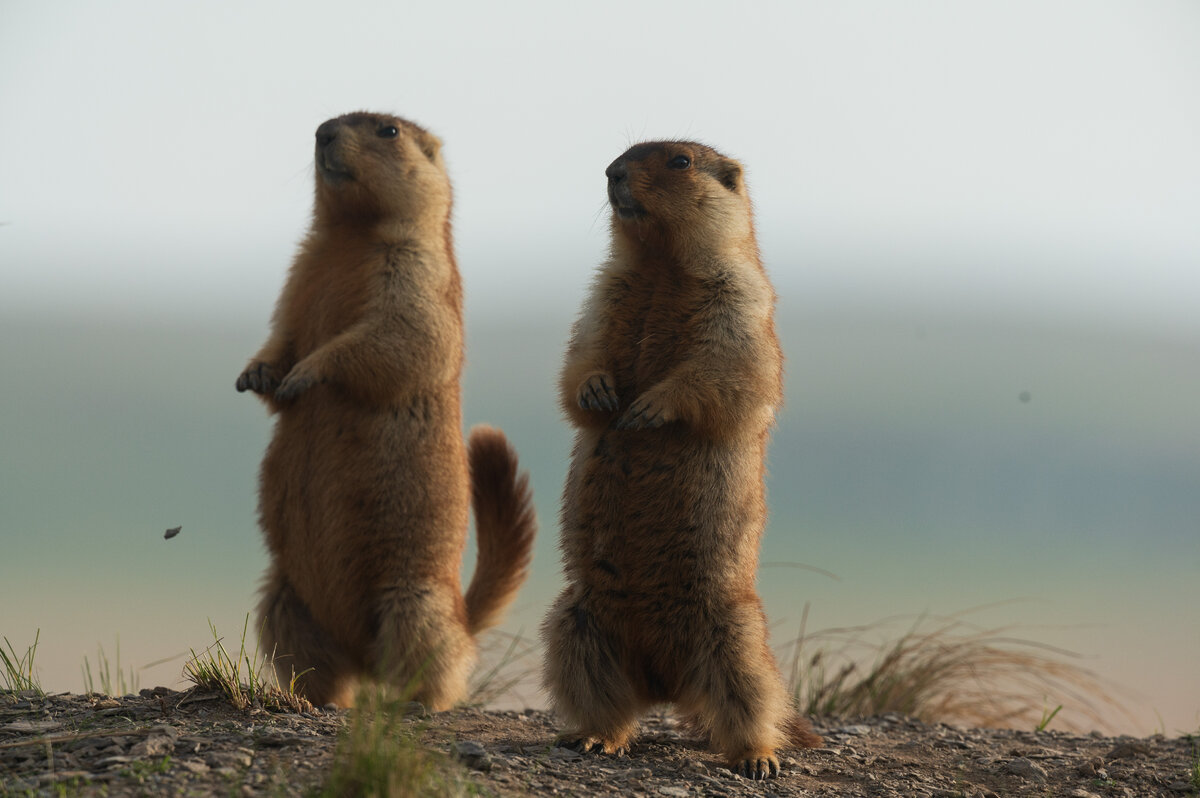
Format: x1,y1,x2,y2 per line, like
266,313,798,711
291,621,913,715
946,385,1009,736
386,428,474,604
236,112,536,710
542,141,821,779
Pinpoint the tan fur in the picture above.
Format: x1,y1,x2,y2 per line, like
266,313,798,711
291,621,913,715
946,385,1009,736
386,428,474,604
542,141,821,779
237,112,535,710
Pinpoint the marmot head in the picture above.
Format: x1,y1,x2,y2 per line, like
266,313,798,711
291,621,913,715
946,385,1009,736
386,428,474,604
605,141,752,253
311,112,450,228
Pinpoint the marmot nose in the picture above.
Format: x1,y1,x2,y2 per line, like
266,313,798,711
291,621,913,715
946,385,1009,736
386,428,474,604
315,119,340,148
605,162,627,184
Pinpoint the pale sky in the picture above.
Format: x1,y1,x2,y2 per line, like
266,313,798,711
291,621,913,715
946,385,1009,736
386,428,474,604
2,0,1199,333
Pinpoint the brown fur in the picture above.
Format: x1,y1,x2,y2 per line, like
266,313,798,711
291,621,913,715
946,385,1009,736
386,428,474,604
237,112,536,710
541,141,821,779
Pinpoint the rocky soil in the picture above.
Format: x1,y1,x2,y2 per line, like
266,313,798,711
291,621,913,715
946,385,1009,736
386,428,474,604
2,688,1196,797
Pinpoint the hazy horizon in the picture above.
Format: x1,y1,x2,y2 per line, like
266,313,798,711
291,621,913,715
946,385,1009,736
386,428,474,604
2,310,1197,736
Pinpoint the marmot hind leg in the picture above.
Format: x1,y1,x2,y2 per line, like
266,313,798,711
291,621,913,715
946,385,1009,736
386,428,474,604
258,569,358,707
541,593,642,755
370,589,476,711
677,601,792,779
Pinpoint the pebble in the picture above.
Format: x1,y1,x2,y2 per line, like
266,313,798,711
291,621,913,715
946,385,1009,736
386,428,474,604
1105,740,1150,760
1004,757,1048,781
3,720,63,733
451,739,492,771
836,724,873,736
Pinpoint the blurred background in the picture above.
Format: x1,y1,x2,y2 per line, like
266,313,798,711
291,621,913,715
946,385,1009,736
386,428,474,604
1,0,1196,735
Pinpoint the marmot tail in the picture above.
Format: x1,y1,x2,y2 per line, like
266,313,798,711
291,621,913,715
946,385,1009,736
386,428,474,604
464,425,537,635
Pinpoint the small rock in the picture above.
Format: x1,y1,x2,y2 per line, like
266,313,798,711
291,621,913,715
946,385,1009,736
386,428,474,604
836,724,872,736
130,735,174,757
36,770,90,784
129,726,179,757
257,733,304,747
451,740,492,771
179,759,210,774
153,724,179,739
658,787,690,797
4,720,63,733
548,746,582,761
1004,757,1048,781
1066,790,1101,798
1105,741,1150,760
206,751,252,768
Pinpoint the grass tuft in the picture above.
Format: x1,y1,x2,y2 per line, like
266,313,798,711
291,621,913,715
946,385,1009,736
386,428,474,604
320,684,475,798
81,636,139,697
182,615,312,714
1,630,43,697
788,604,1126,731
1036,702,1063,732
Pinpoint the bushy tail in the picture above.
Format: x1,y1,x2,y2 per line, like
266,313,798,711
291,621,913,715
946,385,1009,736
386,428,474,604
785,713,823,749
464,425,537,636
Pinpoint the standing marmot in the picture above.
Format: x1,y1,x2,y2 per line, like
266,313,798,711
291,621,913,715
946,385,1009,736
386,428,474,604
542,141,821,779
236,112,536,710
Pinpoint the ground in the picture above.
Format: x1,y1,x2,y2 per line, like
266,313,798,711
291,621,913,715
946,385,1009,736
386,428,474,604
2,689,1196,797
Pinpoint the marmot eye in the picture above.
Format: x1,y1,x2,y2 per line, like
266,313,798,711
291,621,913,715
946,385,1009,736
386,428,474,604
377,125,400,139
667,155,691,170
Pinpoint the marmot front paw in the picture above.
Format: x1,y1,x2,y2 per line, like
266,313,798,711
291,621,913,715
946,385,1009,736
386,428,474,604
236,361,283,395
615,390,674,430
577,372,619,412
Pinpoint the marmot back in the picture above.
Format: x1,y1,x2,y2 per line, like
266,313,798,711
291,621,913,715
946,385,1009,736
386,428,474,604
237,112,535,709
543,140,820,780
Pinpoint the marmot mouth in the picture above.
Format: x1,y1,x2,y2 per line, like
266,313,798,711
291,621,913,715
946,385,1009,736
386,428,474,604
316,151,354,184
613,203,646,220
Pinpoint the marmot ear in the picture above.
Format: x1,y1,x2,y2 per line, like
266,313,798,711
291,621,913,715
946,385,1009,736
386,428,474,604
414,129,442,163
718,160,742,192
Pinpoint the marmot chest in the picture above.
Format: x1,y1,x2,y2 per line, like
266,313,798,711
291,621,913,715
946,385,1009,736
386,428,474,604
606,273,701,391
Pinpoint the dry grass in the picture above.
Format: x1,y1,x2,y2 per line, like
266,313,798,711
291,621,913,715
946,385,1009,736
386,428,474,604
81,637,138,698
467,629,537,708
320,685,475,798
1,630,43,698
182,616,313,714
787,604,1128,732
